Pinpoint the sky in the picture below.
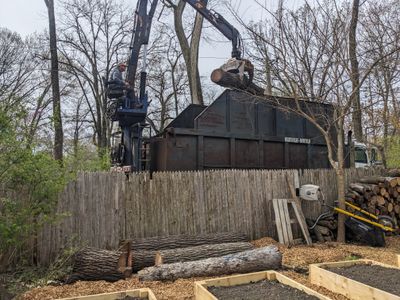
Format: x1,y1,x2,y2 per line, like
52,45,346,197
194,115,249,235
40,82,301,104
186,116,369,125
0,0,305,96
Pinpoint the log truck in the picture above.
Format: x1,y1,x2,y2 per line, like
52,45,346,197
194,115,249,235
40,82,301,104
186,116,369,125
105,0,254,172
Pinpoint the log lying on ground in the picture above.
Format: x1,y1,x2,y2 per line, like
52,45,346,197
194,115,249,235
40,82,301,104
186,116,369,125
132,250,157,273
66,244,132,283
138,245,281,281
122,232,249,251
154,242,254,266
211,68,265,96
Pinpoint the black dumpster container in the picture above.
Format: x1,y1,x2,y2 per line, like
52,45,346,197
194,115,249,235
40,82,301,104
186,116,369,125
149,90,338,171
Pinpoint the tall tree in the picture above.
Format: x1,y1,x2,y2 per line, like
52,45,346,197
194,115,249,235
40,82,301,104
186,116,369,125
241,0,400,242
44,0,64,161
57,0,131,158
349,0,362,142
168,0,204,105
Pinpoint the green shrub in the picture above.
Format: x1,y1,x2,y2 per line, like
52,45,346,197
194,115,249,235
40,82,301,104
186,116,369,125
0,111,65,269
387,137,400,168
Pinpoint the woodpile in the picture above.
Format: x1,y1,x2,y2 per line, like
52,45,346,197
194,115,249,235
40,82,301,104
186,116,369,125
346,176,400,227
306,215,337,243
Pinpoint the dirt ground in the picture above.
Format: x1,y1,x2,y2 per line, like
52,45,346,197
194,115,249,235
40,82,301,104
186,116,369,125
19,237,400,300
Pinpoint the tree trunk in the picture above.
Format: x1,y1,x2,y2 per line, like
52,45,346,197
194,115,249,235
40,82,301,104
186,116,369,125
211,68,265,96
155,242,254,266
349,0,363,142
173,1,203,105
44,0,63,162
66,245,132,283
336,119,346,243
122,232,249,251
138,246,281,281
131,250,157,273
189,10,204,105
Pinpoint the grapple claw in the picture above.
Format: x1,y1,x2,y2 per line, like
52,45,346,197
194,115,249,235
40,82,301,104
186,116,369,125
220,58,254,85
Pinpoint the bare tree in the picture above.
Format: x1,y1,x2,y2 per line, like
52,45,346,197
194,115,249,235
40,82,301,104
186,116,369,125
0,29,39,113
146,24,189,133
165,0,204,105
57,0,132,158
349,0,362,142
239,0,400,242
360,0,400,166
44,0,64,162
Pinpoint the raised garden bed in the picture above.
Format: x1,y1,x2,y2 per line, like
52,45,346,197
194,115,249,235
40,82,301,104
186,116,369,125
398,254,400,267
195,271,330,300
310,259,400,300
58,288,157,300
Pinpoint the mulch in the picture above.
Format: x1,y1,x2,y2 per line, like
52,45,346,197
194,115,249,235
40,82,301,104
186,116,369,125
19,237,400,300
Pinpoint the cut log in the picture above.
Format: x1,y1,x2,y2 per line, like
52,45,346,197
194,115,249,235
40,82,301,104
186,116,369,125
138,246,282,281
123,232,249,251
154,242,254,266
358,177,398,187
66,244,132,283
210,68,265,96
376,196,386,206
316,219,338,230
387,169,400,177
132,250,156,273
349,183,365,194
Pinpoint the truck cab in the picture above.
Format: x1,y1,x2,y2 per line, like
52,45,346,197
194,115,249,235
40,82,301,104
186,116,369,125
354,142,381,168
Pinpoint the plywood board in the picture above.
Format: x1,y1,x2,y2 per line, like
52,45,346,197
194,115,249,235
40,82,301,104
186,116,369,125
58,288,157,300
310,259,400,300
195,271,330,300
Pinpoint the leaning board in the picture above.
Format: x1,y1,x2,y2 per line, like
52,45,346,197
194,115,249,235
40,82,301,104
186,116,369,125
57,288,157,300
195,270,330,300
310,259,400,300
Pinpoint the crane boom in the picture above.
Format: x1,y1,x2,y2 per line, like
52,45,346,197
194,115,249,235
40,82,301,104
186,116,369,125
106,0,253,172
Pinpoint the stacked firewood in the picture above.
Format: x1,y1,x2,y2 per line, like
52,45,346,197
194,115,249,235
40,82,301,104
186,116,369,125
346,175,400,227
306,216,337,243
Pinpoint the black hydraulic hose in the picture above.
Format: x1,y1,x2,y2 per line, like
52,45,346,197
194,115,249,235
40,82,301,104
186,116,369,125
308,212,333,230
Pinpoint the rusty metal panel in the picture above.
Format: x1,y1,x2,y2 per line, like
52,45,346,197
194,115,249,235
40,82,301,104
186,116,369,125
196,92,228,131
150,136,197,171
166,104,206,129
229,100,257,135
276,110,305,138
264,142,285,168
309,145,330,169
289,144,308,169
258,105,276,136
203,137,230,168
235,139,259,168
149,90,338,171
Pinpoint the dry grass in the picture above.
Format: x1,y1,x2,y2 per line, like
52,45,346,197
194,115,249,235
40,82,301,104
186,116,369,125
20,237,400,300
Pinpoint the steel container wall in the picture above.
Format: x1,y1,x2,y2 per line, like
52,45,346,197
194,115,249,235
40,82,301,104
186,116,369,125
149,90,338,171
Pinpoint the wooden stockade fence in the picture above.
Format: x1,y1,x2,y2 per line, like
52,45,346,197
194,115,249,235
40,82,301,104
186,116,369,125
37,168,382,265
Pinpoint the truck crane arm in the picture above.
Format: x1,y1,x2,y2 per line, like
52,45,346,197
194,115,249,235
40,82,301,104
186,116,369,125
170,0,254,83
107,0,254,172
127,0,254,94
